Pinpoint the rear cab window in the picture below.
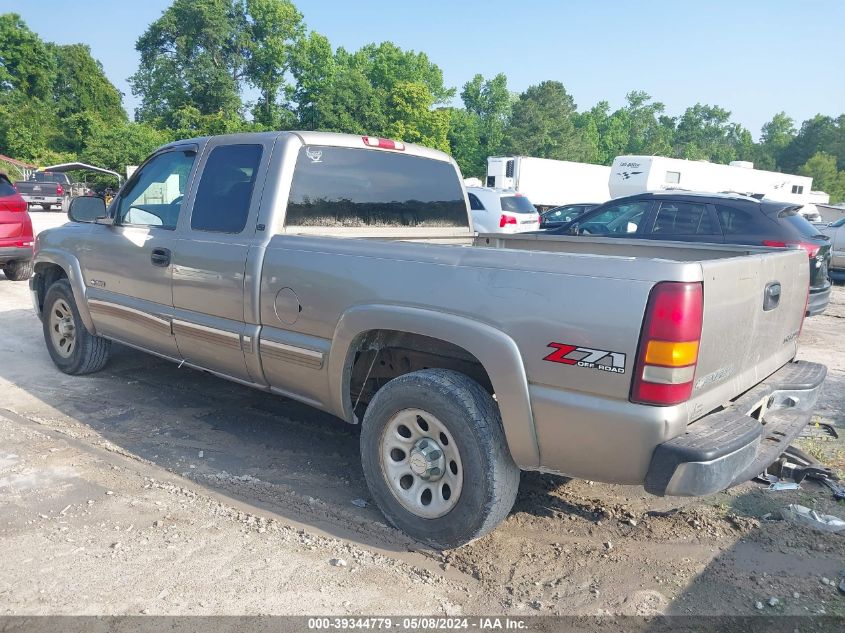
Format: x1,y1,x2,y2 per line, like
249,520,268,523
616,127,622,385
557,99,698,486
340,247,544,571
284,146,468,232
500,195,536,214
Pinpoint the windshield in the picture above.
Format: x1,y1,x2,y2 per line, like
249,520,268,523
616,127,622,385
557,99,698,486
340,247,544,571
499,195,536,214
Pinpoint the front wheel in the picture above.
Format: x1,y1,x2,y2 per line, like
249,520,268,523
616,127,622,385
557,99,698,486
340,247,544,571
42,279,111,375
360,369,520,549
2,259,33,281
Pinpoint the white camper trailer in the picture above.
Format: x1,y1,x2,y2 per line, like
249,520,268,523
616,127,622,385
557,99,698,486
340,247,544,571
486,156,611,210
609,155,815,206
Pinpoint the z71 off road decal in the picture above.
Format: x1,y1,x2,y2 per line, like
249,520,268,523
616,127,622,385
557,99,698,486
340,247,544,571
543,342,626,374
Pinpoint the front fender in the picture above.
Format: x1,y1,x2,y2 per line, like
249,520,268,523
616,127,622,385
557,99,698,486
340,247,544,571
328,304,539,469
33,249,96,334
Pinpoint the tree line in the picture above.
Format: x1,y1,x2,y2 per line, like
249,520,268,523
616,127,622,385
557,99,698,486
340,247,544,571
1,1,844,202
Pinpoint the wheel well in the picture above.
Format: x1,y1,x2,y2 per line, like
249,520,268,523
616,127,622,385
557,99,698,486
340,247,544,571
32,263,68,315
346,330,494,422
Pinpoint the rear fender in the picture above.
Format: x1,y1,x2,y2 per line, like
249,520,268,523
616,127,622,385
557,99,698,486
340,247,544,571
329,304,539,468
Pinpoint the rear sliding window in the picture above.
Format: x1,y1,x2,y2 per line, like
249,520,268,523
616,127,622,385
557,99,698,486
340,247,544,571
285,146,468,229
500,195,536,213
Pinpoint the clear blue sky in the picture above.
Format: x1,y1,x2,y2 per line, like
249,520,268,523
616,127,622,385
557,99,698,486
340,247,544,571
3,0,843,138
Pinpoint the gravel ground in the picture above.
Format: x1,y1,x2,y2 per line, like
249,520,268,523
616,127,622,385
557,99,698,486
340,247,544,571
0,225,843,616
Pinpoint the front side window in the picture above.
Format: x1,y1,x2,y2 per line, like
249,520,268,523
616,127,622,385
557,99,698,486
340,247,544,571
285,146,468,229
117,150,196,229
651,201,716,235
191,144,263,233
581,201,651,235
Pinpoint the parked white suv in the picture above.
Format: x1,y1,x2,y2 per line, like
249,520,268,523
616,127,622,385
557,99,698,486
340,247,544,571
467,186,540,234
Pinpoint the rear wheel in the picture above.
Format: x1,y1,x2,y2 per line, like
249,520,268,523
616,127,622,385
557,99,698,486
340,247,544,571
2,259,33,281
360,369,519,549
42,279,111,375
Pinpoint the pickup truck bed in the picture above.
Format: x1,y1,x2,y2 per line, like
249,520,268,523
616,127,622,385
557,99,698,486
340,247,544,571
29,130,826,548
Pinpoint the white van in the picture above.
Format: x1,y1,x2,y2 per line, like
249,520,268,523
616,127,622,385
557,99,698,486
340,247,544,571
466,186,541,234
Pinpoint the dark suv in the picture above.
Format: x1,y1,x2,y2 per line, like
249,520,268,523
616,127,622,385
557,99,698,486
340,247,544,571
546,191,832,315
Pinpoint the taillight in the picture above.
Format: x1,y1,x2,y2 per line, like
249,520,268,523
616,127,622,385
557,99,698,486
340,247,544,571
56,183,63,195
631,282,703,406
799,286,810,334
499,214,517,228
362,136,405,151
763,239,820,259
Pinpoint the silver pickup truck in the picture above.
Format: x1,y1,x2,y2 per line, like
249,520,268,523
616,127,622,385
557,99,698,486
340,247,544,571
30,131,826,548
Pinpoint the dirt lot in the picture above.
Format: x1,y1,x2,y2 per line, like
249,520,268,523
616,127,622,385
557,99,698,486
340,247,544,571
1,240,843,616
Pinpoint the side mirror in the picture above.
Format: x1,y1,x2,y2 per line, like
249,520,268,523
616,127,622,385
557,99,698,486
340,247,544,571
568,222,580,236
68,196,108,224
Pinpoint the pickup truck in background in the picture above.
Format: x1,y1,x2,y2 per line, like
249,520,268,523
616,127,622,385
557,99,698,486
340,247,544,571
30,131,827,548
15,171,71,211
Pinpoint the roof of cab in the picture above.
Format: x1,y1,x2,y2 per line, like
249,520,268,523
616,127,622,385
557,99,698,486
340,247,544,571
159,130,454,163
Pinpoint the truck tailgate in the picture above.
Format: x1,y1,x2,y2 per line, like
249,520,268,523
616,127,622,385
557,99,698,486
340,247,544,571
688,248,809,420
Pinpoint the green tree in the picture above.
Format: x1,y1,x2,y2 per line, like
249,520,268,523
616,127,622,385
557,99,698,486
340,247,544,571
674,103,739,163
244,0,304,128
447,108,483,177
81,120,172,176
780,115,835,173
290,31,336,129
50,43,127,152
129,0,246,127
799,151,845,202
385,82,450,152
460,73,510,165
504,81,587,160
0,13,55,100
348,42,454,104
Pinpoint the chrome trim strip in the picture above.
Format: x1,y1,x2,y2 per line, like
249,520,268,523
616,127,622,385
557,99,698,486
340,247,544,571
260,338,324,369
172,319,242,351
88,299,171,334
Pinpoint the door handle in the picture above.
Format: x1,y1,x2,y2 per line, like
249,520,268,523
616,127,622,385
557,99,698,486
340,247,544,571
763,282,781,311
151,247,171,267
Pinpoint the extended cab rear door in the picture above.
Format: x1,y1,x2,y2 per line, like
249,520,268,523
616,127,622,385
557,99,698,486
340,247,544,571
170,136,273,383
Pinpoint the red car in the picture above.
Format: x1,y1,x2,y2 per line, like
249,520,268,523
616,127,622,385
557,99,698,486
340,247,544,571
0,173,34,281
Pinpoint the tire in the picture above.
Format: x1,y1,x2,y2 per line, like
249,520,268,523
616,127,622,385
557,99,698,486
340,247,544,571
41,204,51,211
42,279,111,375
360,368,520,549
2,259,33,281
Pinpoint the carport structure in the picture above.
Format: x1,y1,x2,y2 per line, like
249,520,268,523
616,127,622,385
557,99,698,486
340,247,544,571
41,162,122,184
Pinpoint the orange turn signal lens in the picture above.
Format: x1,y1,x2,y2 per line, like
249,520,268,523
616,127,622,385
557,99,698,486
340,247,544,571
644,340,699,367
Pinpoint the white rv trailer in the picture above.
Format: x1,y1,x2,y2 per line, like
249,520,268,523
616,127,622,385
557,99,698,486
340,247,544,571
486,156,611,210
609,155,815,204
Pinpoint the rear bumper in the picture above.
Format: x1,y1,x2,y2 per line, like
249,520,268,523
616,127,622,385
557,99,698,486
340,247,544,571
807,282,831,316
0,245,33,264
644,361,827,497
